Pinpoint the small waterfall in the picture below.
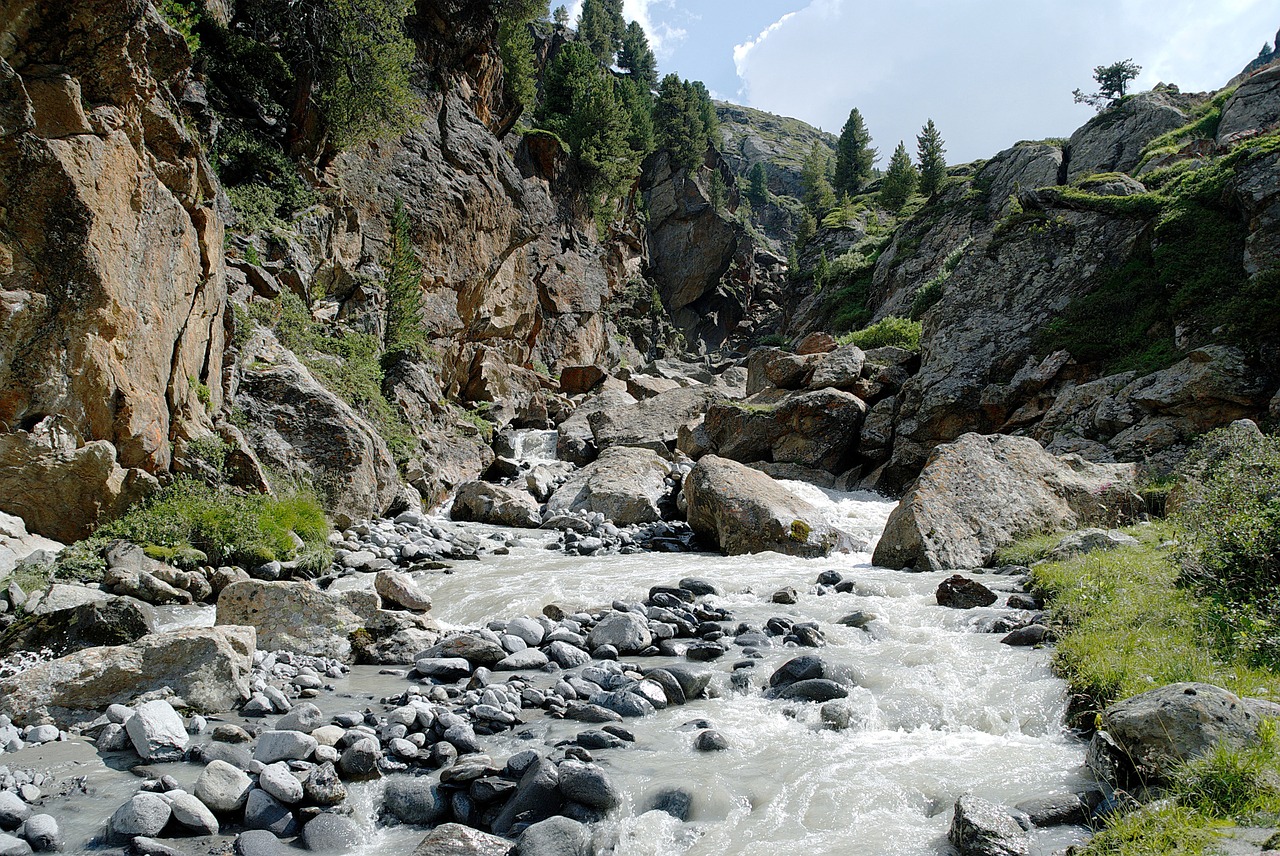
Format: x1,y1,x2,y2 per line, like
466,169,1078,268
510,428,559,465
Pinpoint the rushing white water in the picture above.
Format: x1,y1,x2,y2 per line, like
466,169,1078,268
385,486,1092,856
510,429,559,465
10,484,1091,855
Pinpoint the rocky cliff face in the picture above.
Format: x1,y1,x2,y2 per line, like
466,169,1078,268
0,0,226,538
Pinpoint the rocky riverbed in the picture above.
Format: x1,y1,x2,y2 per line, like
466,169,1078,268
0,489,1102,856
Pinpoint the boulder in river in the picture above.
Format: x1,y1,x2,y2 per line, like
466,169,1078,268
216,581,359,661
684,456,844,557
451,481,542,529
1098,682,1265,781
873,433,1137,571
125,699,189,761
0,627,254,726
587,612,653,655
936,576,998,609
412,822,512,855
545,447,673,525
948,794,1029,856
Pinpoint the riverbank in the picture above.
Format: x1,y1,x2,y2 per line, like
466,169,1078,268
1010,521,1280,856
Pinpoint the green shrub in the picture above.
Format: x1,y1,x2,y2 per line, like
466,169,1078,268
1174,720,1280,818
1175,427,1280,666
836,317,922,352
1079,803,1218,856
157,0,201,51
185,435,231,478
54,480,333,581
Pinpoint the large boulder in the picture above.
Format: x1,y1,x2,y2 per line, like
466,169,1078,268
1,594,155,656
1066,89,1189,181
234,330,403,528
125,699,189,761
1100,682,1265,781
451,481,541,529
216,581,361,661
0,511,63,581
684,456,844,557
0,424,158,544
698,388,866,474
589,386,729,453
0,0,226,508
873,434,1136,571
0,627,254,726
556,389,637,465
546,447,672,525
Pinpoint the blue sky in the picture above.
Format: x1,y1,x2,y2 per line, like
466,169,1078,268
563,0,1278,164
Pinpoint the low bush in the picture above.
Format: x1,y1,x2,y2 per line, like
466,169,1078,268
1175,426,1280,667
836,316,921,352
53,479,333,582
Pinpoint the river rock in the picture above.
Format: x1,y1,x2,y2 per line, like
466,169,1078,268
451,482,541,529
492,758,562,836
253,731,317,764
419,634,507,667
304,762,347,807
7,594,156,655
125,700,188,761
20,815,57,853
698,388,865,474
777,679,849,702
936,576,998,609
258,762,303,805
685,456,842,557
0,793,29,830
216,581,359,661
384,777,448,826
873,434,1136,571
411,822,512,855
505,617,545,646
494,648,549,671
25,583,109,616
244,789,296,837
275,702,324,733
375,570,432,612
0,627,254,726
545,447,673,525
339,737,382,780
195,760,253,813
0,834,27,856
948,794,1028,856
1012,792,1090,827
169,793,219,835
109,793,171,840
301,813,365,852
1100,682,1263,780
234,829,291,856
1050,528,1138,559
556,761,620,810
587,612,653,655
517,816,592,856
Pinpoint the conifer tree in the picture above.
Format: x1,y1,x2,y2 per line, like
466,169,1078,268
834,108,876,196
497,0,549,110
536,42,636,200
747,162,769,206
654,75,715,171
794,210,817,252
916,119,946,197
553,4,569,25
577,0,615,63
801,143,837,217
618,21,658,89
879,141,918,211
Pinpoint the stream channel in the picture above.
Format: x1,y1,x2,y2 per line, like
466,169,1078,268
9,435,1095,855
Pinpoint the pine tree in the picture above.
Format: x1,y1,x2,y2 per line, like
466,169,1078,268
616,76,654,157
497,0,548,111
916,119,946,197
577,0,615,63
553,4,569,25
794,210,817,251
801,143,836,217
879,141,918,212
384,200,425,354
618,20,658,90
654,75,711,171
834,108,876,196
536,42,636,201
747,162,769,206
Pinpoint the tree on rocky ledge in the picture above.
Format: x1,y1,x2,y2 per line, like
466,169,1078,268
497,0,550,111
1073,58,1142,111
879,141,918,211
916,119,946,197
834,107,875,196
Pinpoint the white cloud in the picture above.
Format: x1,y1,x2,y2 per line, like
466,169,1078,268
730,0,1278,163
